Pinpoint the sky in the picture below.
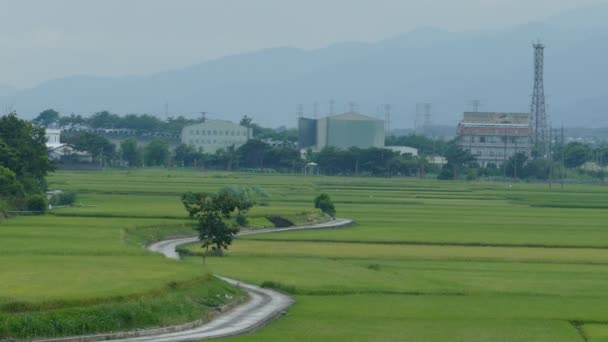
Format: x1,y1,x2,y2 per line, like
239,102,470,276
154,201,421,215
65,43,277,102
0,0,603,88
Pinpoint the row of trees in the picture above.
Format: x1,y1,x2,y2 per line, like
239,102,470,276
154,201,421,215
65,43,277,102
33,109,200,135
0,113,55,212
437,140,608,181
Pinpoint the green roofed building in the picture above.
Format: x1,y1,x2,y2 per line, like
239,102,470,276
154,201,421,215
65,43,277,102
298,112,385,150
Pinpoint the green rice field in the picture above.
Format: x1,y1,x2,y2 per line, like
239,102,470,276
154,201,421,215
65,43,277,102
2,169,608,340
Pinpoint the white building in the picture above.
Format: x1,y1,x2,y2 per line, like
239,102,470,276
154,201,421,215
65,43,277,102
385,146,419,156
45,128,62,148
181,120,253,154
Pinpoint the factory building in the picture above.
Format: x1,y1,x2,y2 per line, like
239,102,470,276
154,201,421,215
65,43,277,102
181,120,252,154
298,112,385,150
457,112,533,166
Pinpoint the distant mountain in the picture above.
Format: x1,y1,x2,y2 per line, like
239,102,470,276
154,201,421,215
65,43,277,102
0,84,16,99
5,3,608,128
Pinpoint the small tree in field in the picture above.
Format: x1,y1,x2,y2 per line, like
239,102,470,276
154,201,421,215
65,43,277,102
314,193,336,218
182,189,250,265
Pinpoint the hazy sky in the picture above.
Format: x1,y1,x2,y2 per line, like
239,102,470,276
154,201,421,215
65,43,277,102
0,0,602,88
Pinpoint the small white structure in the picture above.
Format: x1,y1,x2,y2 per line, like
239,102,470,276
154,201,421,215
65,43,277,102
48,145,92,162
181,120,252,154
45,128,62,149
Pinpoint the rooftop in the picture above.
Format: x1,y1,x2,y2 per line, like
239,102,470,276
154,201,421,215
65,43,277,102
326,112,383,122
461,112,530,125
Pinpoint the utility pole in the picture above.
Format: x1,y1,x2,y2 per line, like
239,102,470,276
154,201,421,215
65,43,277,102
561,124,565,190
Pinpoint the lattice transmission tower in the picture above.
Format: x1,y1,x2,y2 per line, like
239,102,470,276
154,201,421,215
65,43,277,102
530,41,549,158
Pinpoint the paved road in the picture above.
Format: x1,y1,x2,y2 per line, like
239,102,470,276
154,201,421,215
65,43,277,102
38,218,352,342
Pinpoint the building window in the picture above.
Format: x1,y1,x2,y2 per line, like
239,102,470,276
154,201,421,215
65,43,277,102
479,136,486,143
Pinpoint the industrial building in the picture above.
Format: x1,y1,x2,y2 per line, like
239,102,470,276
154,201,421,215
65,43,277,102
181,120,252,154
298,112,385,150
456,112,533,166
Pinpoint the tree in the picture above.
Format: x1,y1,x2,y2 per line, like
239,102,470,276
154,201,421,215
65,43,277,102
237,139,271,170
62,132,116,165
505,152,528,179
0,113,55,192
89,111,121,128
58,113,86,127
523,159,553,180
144,140,169,166
0,166,24,198
32,109,60,127
120,138,141,167
181,190,245,264
174,144,205,167
563,142,592,168
439,143,475,180
314,193,336,217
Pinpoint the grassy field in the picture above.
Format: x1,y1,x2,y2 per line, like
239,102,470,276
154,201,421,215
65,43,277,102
3,169,608,340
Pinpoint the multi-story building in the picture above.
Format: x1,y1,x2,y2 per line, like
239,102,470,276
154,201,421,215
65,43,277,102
456,112,533,166
298,112,385,150
181,120,252,154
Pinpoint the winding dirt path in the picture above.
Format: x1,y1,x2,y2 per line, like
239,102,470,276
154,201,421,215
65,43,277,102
37,218,353,342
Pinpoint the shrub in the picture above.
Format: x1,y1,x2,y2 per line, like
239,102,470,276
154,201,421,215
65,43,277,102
314,193,336,217
49,191,77,206
235,213,248,226
26,194,48,213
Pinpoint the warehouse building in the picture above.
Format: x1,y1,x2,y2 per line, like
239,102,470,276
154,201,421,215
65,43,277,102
456,112,533,166
298,112,385,150
181,120,252,154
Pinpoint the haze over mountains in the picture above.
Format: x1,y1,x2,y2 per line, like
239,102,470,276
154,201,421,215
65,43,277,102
2,3,608,128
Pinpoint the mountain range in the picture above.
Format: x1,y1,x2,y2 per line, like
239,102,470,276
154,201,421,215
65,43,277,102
2,3,608,128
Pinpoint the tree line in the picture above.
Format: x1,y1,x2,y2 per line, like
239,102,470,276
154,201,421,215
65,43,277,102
438,140,608,181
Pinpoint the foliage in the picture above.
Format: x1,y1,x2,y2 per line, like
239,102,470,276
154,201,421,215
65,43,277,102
32,109,60,127
174,144,205,167
26,194,48,213
0,113,54,194
120,138,142,167
504,152,528,178
55,110,200,135
62,131,116,163
181,188,259,259
0,277,242,339
563,142,592,168
144,140,169,166
0,166,24,199
438,142,475,180
314,193,336,217
49,191,77,206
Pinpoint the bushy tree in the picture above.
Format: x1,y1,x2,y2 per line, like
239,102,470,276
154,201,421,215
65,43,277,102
438,143,475,180
181,190,248,263
32,109,60,127
26,194,48,213
314,193,336,217
0,166,24,198
505,152,528,179
174,144,205,167
62,132,116,164
120,138,141,167
144,140,169,166
563,142,592,168
0,113,55,193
